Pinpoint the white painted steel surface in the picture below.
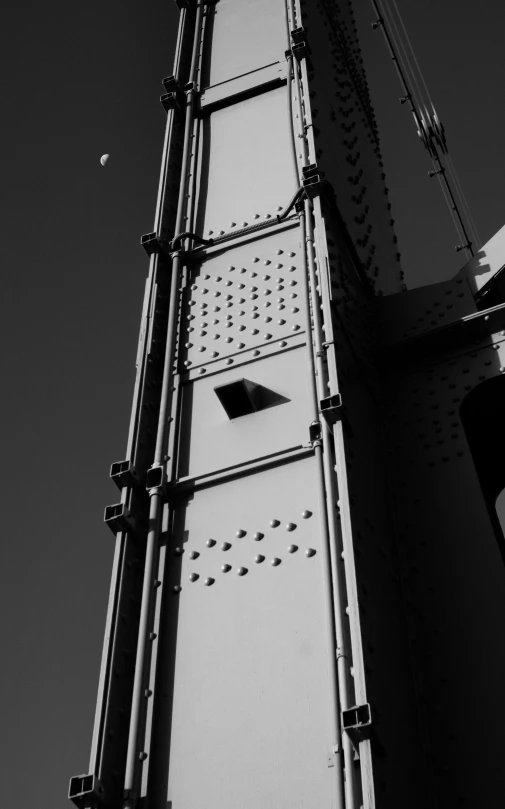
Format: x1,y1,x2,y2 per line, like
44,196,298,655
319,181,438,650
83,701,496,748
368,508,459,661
204,0,286,88
163,457,338,809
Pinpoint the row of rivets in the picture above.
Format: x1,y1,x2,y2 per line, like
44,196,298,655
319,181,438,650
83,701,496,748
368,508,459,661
185,549,317,581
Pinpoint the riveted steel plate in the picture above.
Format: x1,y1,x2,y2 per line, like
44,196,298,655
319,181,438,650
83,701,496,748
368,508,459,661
195,86,297,237
181,226,305,372
161,456,337,809
203,0,286,89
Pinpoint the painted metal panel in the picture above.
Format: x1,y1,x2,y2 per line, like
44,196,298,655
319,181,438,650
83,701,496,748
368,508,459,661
161,456,338,809
181,227,305,372
204,0,286,89
195,86,297,237
463,222,505,295
177,345,312,479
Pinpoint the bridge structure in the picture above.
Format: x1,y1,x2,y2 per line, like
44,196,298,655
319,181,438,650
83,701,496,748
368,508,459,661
68,1,505,807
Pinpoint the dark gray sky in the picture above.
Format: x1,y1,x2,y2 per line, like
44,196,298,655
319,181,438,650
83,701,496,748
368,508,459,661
1,1,503,807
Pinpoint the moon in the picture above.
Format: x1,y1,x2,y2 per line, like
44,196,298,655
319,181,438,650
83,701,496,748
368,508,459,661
100,154,110,167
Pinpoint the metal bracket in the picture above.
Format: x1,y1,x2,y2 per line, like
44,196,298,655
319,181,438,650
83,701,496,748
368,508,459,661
68,773,105,809
146,464,168,494
160,91,183,113
110,459,140,491
290,27,311,65
302,163,323,199
104,503,135,536
342,703,386,757
320,394,344,427
309,420,322,443
141,232,167,258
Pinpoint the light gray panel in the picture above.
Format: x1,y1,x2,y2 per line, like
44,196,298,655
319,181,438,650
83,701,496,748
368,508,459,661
206,0,286,88
177,345,312,479
164,457,337,809
196,87,297,237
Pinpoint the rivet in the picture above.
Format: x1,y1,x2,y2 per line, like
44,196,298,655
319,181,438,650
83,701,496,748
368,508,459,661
205,577,215,586
139,752,148,761
252,257,260,262
288,544,298,553
264,259,271,265
237,567,248,575
279,341,287,347
265,317,272,323
270,519,280,527
145,689,153,697
189,572,199,582
219,230,225,235
262,275,270,280
199,368,206,374
222,564,232,572
254,214,260,219
251,328,259,335
278,319,286,325
255,555,265,563
230,222,236,227
172,585,182,593
211,351,219,357
242,222,248,226
174,547,184,555
149,632,157,640
189,551,199,559
228,266,235,271
288,265,296,271
238,342,245,348
292,325,300,331
208,230,214,235
484,315,489,321
221,542,231,550
305,548,316,557
265,333,272,339
289,252,296,257
236,529,246,537
286,523,297,531
276,208,283,213
225,336,233,343
265,213,272,219
301,510,312,518
253,349,260,356
226,358,234,364
154,579,161,588
271,557,281,566
207,539,216,547
253,532,264,541
276,263,283,269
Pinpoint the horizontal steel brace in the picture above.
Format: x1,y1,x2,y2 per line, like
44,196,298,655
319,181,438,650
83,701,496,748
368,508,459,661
186,217,299,263
167,445,315,496
198,61,287,114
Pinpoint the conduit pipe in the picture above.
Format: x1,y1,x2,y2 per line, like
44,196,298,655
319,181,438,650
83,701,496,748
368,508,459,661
294,52,357,808
122,4,204,806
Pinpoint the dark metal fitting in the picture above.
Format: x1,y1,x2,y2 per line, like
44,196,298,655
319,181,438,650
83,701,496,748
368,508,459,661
184,80,196,94
371,18,383,29
291,26,307,45
146,464,167,494
160,92,183,113
342,703,385,756
104,503,135,536
302,163,319,180
68,773,105,808
141,232,168,258
399,94,410,104
455,242,472,253
428,168,444,178
320,394,343,426
309,421,322,443
110,459,140,491
292,41,308,62
162,75,181,93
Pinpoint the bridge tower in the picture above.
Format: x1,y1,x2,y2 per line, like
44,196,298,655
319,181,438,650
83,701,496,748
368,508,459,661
68,1,505,807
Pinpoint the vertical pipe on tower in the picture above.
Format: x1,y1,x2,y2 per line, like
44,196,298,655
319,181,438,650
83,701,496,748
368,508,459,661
122,4,204,806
